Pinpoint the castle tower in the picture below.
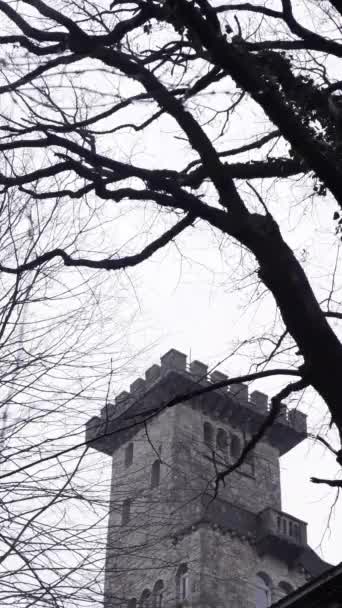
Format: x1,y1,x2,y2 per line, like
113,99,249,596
86,349,329,608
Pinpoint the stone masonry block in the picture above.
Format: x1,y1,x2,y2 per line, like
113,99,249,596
85,416,101,440
115,390,130,405
130,377,146,395
190,360,208,379
101,403,115,420
145,364,161,385
230,383,248,403
114,391,131,416
211,370,228,385
288,409,307,434
160,348,187,372
250,390,268,414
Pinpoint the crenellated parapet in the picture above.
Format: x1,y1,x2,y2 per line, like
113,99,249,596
86,348,307,456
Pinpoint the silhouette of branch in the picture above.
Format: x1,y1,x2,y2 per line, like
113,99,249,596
309,433,339,457
324,311,342,320
310,477,342,487
0,213,195,274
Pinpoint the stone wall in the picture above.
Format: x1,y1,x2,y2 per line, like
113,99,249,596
100,349,310,608
87,349,307,457
171,401,282,514
199,526,308,608
104,408,183,606
105,528,203,608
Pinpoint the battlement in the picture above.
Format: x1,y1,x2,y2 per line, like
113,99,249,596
86,348,307,456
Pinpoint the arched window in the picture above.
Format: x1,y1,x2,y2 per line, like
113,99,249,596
151,460,161,489
122,498,131,525
176,563,189,602
140,589,151,608
140,590,151,608
255,573,272,608
203,422,213,448
153,580,164,608
216,428,228,451
278,582,293,597
230,434,241,460
125,442,134,467
128,599,137,608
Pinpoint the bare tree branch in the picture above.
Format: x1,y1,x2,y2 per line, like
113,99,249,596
311,477,342,487
0,213,195,274
214,376,308,493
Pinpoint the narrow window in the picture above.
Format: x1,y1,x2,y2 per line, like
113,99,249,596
125,442,134,467
203,422,213,448
122,498,131,525
230,434,241,460
278,582,293,597
176,563,189,602
216,428,228,452
153,580,164,608
255,573,272,608
128,599,137,608
151,460,161,489
140,590,151,608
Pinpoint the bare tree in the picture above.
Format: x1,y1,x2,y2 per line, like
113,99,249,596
0,185,135,603
1,0,342,604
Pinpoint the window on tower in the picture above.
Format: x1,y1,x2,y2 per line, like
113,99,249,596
278,582,293,597
121,498,131,525
255,573,272,608
140,589,151,608
203,422,213,448
152,580,164,608
125,442,134,467
230,434,241,460
216,428,228,452
151,460,161,489
176,563,189,603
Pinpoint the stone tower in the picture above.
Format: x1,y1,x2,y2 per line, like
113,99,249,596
86,349,329,608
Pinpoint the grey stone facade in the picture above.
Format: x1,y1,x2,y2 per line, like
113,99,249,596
86,349,329,608
271,562,342,607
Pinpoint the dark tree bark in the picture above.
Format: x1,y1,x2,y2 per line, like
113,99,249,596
0,2,342,450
